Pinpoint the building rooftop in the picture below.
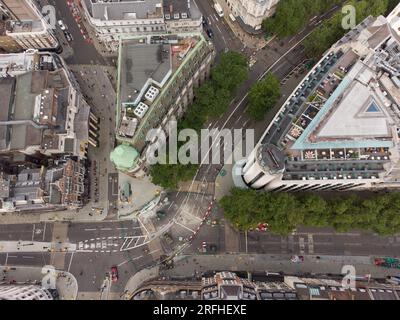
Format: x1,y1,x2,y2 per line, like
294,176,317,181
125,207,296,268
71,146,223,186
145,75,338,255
7,20,44,33
116,34,202,147
120,42,172,106
253,13,400,185
110,144,139,171
85,0,163,21
163,0,201,20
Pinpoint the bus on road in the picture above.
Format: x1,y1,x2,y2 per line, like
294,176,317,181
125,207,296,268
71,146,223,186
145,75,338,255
214,2,224,17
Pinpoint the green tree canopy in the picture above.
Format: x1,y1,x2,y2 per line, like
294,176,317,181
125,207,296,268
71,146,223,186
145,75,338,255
150,51,249,189
219,188,400,236
247,73,281,121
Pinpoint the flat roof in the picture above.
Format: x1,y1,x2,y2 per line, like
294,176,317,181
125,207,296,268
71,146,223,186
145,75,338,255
87,0,163,20
120,42,172,106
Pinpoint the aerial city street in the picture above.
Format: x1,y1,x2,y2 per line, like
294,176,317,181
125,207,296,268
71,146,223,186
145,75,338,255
0,0,400,303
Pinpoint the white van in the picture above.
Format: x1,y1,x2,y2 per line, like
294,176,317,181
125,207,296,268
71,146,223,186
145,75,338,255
214,2,224,17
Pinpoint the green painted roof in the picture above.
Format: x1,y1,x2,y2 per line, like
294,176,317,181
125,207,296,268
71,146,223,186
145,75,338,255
110,144,139,171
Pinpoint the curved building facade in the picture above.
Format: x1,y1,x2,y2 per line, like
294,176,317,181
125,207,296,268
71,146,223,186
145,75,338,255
0,285,53,300
242,11,400,192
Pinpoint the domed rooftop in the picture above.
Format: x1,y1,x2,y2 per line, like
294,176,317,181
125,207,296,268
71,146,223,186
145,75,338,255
110,144,139,171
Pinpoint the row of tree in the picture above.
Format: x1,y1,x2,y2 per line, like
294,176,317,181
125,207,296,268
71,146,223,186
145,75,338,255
303,0,390,57
219,188,400,236
263,0,392,58
150,52,249,189
247,73,281,121
262,0,344,38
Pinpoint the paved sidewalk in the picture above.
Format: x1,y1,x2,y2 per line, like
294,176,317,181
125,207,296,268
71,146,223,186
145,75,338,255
166,254,400,279
218,0,269,50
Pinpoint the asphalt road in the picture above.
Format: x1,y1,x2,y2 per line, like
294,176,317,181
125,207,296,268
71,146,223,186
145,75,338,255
65,219,158,292
195,0,243,54
192,1,343,184
37,0,107,65
0,223,53,267
0,220,156,292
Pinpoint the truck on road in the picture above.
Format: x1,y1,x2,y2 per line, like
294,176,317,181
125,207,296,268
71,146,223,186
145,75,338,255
214,2,224,17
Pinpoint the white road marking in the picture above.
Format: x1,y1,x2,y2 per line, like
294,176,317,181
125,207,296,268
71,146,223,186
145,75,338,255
137,217,149,235
67,252,75,272
174,221,195,233
242,119,250,128
176,186,183,197
117,255,143,267
42,222,47,241
5,253,8,265
85,229,97,231
22,256,34,259
234,115,243,124
116,227,128,230
148,249,160,256
100,228,112,231
31,224,35,241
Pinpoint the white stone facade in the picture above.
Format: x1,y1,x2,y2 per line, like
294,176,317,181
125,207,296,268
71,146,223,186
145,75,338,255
225,0,280,31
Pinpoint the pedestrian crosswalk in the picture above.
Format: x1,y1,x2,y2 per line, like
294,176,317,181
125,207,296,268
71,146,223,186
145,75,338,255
76,235,149,253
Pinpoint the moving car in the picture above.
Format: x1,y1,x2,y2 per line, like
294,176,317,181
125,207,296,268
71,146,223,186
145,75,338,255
206,28,213,39
202,16,208,27
64,30,73,42
110,266,118,282
58,20,67,31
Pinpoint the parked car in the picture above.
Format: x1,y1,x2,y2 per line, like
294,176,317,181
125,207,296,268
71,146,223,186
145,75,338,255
206,28,213,39
110,266,118,282
291,255,304,263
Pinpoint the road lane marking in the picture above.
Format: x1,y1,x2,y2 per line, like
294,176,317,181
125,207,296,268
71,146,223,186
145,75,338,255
148,249,160,256
100,228,112,231
31,224,35,241
85,229,97,231
117,255,143,267
117,227,128,230
22,256,34,259
174,221,195,233
167,201,174,210
137,217,149,235
5,253,8,265
67,252,75,272
42,222,47,241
